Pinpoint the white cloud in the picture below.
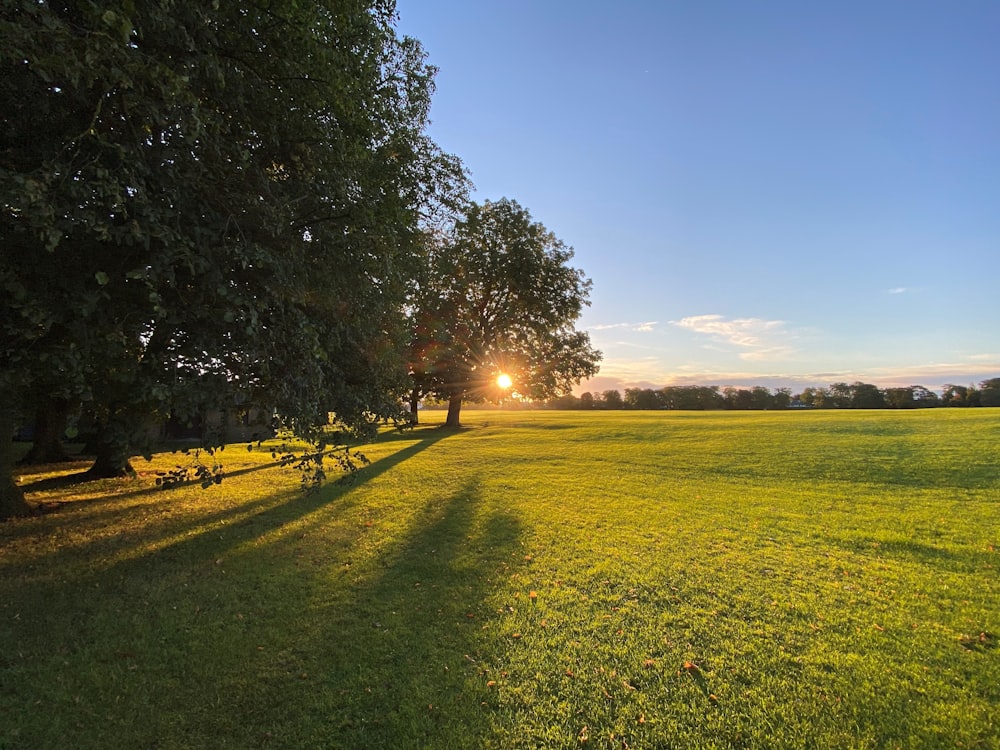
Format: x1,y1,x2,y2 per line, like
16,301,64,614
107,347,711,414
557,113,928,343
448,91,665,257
671,315,796,360
886,287,908,294
739,345,797,361
590,321,658,333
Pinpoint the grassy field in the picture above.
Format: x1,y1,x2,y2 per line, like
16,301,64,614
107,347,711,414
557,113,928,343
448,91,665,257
1,409,998,749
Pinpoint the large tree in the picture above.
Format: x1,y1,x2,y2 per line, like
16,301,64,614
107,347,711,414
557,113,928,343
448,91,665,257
1,1,457,515
409,199,600,427
980,378,1000,407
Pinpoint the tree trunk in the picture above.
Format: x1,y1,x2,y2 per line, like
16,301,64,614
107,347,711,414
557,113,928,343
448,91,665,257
86,428,135,478
0,406,33,519
445,393,463,428
19,397,72,465
408,388,420,425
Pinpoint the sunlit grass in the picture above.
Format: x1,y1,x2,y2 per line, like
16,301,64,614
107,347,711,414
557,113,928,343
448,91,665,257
2,410,998,748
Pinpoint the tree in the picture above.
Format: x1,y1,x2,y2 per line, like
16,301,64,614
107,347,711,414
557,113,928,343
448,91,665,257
409,199,601,427
750,386,774,410
911,386,940,408
602,390,624,409
850,382,884,409
0,405,31,518
661,385,720,410
722,387,753,410
809,387,830,408
942,384,969,406
796,387,818,407
885,386,941,409
884,387,915,409
1,2,454,515
828,383,853,408
980,378,1000,407
17,395,73,465
547,393,580,410
624,388,662,410
772,387,792,410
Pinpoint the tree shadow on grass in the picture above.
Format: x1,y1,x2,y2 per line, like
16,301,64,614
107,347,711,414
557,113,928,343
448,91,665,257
295,479,521,746
0,431,447,592
1,446,519,748
828,534,993,574
14,424,446,513
14,424,446,498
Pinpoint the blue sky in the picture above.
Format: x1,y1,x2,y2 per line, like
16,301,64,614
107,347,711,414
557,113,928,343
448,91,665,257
395,1,999,394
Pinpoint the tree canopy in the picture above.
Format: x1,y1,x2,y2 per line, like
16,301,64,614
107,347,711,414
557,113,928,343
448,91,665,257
1,1,464,516
409,198,601,427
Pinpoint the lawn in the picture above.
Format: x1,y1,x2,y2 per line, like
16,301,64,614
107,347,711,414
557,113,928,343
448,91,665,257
1,409,998,749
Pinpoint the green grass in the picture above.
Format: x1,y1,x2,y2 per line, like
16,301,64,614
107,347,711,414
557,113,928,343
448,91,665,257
2,409,998,749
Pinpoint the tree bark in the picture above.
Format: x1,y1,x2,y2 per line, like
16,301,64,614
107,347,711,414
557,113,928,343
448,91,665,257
0,406,33,519
408,387,420,425
19,397,72,465
445,393,463,428
85,428,135,478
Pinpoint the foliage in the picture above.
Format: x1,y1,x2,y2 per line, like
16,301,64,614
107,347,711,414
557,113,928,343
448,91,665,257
0,1,461,512
979,377,1000,407
554,379,998,410
409,198,600,426
2,410,998,748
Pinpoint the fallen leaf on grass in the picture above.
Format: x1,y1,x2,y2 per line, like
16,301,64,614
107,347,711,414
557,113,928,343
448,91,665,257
683,661,713,701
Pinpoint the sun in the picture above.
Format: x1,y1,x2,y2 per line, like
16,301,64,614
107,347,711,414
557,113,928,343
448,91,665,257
496,373,513,390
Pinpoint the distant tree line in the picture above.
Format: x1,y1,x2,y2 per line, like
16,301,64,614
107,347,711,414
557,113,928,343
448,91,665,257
545,378,1000,410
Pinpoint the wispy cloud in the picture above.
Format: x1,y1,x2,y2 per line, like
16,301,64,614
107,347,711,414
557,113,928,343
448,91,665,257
590,321,658,333
886,287,908,294
671,315,796,360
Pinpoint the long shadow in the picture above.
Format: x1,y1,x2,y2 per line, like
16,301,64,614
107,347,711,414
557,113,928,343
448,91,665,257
16,425,446,497
15,425,449,513
1,427,454,573
302,480,522,746
1,438,518,748
830,535,992,574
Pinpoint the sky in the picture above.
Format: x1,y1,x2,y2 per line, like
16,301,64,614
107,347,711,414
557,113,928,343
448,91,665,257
394,1,999,395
